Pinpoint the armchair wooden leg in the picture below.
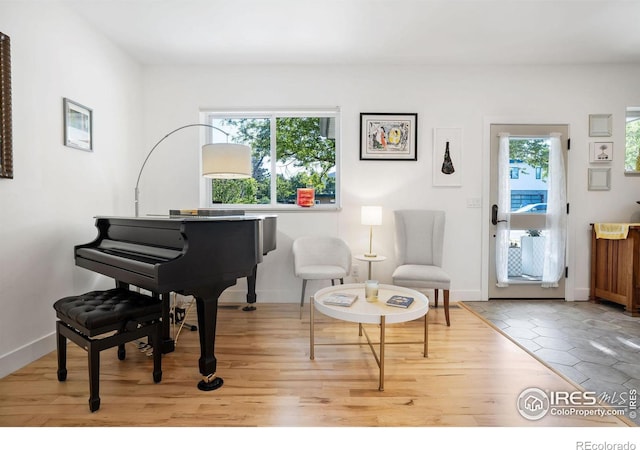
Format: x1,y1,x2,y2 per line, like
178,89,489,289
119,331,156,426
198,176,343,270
434,289,439,307
444,289,450,326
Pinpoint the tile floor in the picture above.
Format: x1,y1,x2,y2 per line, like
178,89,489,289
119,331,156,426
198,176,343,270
462,299,640,425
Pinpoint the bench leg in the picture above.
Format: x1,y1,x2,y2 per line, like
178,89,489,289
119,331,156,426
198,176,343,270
56,322,67,382
88,341,101,412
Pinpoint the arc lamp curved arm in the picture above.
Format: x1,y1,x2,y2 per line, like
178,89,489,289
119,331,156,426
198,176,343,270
134,123,230,217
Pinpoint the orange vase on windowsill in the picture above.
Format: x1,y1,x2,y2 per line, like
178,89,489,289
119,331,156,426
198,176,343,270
296,188,315,207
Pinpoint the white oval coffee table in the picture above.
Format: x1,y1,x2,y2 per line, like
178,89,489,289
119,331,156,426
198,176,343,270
310,283,429,391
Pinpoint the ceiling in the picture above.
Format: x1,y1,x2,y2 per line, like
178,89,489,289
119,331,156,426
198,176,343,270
61,0,640,66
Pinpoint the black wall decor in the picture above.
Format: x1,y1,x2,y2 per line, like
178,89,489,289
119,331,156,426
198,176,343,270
0,31,12,179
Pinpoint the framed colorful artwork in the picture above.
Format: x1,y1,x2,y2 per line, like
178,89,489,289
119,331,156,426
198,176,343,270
360,113,417,161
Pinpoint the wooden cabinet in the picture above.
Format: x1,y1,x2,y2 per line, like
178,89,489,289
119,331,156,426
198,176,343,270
590,224,640,316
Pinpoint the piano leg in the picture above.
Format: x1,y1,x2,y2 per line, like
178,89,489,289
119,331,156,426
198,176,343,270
194,280,236,391
244,264,258,311
160,293,175,354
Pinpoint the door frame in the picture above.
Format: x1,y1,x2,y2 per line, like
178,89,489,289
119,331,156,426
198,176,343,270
481,116,574,301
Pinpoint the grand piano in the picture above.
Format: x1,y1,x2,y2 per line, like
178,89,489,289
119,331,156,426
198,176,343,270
169,209,277,310
75,214,276,391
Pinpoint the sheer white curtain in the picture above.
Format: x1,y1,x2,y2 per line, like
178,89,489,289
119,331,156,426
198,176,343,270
496,133,511,287
542,132,566,287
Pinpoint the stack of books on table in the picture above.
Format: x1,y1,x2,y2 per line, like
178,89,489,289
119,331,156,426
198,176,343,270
322,293,358,307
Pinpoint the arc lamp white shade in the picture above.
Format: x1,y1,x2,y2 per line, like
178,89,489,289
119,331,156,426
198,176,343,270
202,143,252,179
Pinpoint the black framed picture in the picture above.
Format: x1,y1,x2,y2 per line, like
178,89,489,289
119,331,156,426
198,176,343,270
0,32,13,178
360,112,417,161
63,98,93,151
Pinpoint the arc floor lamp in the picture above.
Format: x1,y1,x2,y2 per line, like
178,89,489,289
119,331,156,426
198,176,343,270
134,123,252,217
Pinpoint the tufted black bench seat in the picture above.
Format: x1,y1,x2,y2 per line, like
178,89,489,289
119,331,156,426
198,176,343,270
54,288,163,412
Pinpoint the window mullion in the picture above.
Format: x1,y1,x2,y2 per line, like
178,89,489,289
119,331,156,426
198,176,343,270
270,115,278,206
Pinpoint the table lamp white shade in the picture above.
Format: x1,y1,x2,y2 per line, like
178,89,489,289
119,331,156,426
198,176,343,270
202,143,252,179
361,206,382,226
361,206,382,257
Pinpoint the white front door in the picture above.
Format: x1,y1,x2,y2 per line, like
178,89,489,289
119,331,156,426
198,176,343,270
488,124,569,299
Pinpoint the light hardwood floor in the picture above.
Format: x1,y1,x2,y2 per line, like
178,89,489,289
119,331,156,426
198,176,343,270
0,302,633,427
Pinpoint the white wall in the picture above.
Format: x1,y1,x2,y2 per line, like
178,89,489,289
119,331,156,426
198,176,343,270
139,64,640,305
1,4,639,377
0,2,142,377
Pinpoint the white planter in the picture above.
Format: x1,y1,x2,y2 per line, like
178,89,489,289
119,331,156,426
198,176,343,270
508,247,522,277
521,236,545,277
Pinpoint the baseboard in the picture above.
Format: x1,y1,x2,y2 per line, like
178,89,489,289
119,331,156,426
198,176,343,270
217,287,484,303
449,289,482,301
0,332,56,379
573,288,591,301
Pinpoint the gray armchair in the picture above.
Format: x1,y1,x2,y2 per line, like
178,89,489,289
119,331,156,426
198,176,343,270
392,210,451,326
292,236,352,318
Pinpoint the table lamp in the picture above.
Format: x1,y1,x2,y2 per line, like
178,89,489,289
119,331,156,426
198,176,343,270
361,205,382,257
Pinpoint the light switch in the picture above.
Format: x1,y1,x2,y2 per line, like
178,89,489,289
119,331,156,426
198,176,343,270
467,198,482,208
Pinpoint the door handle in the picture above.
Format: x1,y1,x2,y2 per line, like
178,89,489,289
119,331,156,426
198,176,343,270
492,204,507,225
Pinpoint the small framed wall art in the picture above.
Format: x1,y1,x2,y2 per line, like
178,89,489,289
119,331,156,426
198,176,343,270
588,168,611,191
360,113,417,161
63,97,93,151
588,114,612,137
433,127,462,187
590,142,613,163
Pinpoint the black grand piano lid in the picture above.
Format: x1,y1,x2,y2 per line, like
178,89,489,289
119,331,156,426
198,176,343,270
169,209,277,254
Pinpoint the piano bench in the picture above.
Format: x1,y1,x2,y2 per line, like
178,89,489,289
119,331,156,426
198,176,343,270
53,288,163,412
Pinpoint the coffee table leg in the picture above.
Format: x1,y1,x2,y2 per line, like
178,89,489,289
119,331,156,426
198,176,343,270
424,310,428,357
379,315,385,391
310,296,315,360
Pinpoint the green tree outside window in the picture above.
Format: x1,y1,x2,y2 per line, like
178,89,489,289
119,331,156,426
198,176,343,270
209,114,337,206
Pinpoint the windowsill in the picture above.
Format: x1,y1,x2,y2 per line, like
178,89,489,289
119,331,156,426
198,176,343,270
624,170,640,176
206,204,342,213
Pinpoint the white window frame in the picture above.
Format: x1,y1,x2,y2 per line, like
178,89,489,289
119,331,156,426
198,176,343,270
200,108,341,211
625,106,640,175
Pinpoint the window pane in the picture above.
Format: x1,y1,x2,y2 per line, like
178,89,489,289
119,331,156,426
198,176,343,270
275,117,336,205
626,107,640,172
206,111,339,208
509,138,549,213
209,117,271,204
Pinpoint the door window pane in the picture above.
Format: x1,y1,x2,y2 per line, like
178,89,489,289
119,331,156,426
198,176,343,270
510,138,549,214
508,138,551,281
